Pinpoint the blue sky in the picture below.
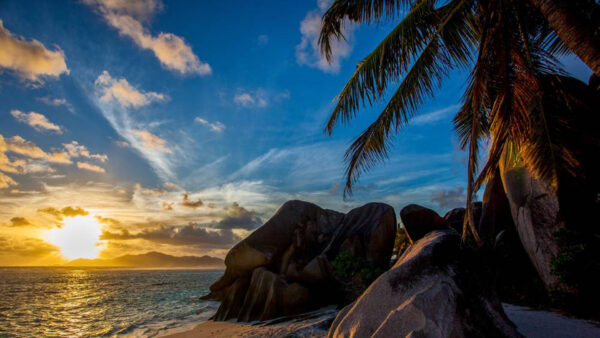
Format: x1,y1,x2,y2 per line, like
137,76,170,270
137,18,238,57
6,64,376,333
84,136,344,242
0,0,591,263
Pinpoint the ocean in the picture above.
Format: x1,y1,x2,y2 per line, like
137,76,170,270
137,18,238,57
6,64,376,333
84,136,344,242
0,267,222,337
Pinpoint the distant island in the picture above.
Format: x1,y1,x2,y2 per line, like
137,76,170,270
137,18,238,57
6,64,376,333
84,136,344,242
64,251,225,268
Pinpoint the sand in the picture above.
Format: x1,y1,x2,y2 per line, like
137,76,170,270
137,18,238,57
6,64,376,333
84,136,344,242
162,304,600,338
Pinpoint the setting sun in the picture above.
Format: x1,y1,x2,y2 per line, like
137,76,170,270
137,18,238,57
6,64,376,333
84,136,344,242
47,216,103,260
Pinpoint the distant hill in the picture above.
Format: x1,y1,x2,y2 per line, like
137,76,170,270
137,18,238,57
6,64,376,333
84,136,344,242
65,251,224,268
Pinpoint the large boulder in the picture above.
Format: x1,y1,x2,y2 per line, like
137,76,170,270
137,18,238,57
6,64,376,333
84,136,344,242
400,204,448,242
499,161,564,292
208,200,397,322
328,230,521,338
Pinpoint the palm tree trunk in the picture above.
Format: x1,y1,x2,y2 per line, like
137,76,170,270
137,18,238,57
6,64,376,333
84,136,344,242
532,0,600,75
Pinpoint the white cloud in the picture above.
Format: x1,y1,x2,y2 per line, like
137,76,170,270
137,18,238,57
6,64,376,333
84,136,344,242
233,89,289,109
76,161,106,173
411,105,461,126
85,0,211,75
295,1,354,74
37,97,75,113
10,110,62,134
194,117,226,133
0,19,69,83
95,70,167,108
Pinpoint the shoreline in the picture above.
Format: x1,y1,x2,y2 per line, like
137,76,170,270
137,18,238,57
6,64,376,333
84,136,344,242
160,304,600,338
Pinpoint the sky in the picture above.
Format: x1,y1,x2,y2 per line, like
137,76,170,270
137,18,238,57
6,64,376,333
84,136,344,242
0,0,592,265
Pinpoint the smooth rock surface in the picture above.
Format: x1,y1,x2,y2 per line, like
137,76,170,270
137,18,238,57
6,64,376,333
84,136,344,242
400,204,448,243
328,230,521,338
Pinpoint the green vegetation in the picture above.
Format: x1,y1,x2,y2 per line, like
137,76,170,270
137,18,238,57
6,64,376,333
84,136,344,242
333,251,384,289
393,227,410,261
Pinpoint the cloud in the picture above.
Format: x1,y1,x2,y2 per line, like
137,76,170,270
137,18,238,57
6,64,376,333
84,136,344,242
234,92,267,108
214,202,262,230
132,129,172,153
163,182,182,191
85,0,211,75
83,0,162,21
0,172,18,189
114,140,131,148
1,134,107,177
135,183,168,196
295,2,354,74
0,236,58,258
2,135,71,164
101,225,241,247
95,71,167,108
9,217,31,227
411,105,461,126
257,34,269,46
11,110,62,134
77,161,106,173
161,201,174,211
232,89,289,109
37,97,75,112
38,206,89,220
0,19,69,83
194,117,225,133
431,187,466,210
64,141,108,162
181,192,203,208
95,215,121,226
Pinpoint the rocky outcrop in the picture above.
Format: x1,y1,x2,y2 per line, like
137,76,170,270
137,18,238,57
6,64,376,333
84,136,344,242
399,204,448,242
328,230,521,338
207,200,397,322
499,161,564,292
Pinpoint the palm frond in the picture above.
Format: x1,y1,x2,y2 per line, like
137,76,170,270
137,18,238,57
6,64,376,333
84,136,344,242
319,0,417,62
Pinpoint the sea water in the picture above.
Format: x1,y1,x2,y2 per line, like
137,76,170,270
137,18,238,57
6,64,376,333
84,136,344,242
0,267,222,337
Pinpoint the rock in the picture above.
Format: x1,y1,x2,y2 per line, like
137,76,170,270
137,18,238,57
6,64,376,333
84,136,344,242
208,200,397,322
328,230,522,338
444,207,465,234
499,162,564,292
323,203,396,269
400,204,448,243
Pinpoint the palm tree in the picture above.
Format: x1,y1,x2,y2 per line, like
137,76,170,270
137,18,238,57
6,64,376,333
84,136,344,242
318,0,594,244
531,0,600,76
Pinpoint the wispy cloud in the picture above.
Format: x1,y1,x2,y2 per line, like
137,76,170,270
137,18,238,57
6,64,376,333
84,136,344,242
411,104,461,126
37,97,75,113
132,129,172,153
0,19,69,83
194,117,225,133
10,110,62,134
84,0,211,75
296,0,354,74
234,92,268,108
76,161,106,173
233,89,290,108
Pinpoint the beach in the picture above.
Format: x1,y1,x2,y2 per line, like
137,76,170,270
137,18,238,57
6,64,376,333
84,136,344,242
162,304,600,338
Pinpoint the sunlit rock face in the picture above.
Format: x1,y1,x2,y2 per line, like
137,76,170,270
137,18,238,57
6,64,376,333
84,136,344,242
205,200,397,322
328,230,522,338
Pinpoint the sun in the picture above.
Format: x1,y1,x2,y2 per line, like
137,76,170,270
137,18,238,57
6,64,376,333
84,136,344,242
47,215,103,260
